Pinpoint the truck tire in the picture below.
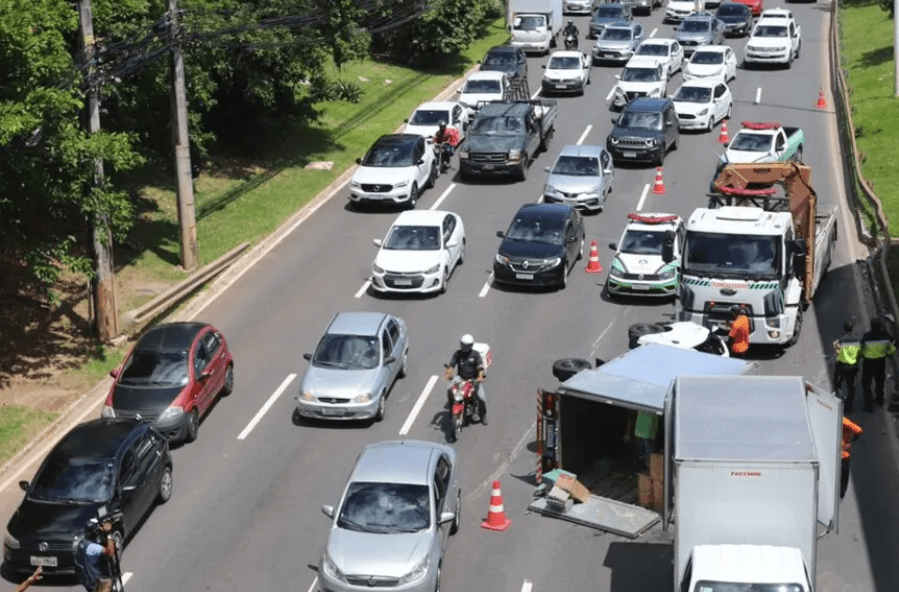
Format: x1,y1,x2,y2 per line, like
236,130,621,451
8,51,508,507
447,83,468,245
552,358,592,382
628,322,667,349
786,307,803,347
519,161,528,182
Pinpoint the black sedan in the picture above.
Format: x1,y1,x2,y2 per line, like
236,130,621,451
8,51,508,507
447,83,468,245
715,2,754,37
493,203,585,288
479,45,528,83
3,419,172,576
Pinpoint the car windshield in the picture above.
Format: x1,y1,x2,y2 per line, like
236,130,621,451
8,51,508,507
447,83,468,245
691,582,803,592
691,51,724,64
548,56,581,69
596,6,626,18
484,52,514,66
674,86,712,103
513,15,545,30
362,143,415,167
621,67,660,82
729,132,773,152
717,4,746,16
684,232,780,276
383,225,441,251
601,28,633,41
505,216,566,245
618,111,662,129
30,456,115,502
552,155,600,177
636,44,667,56
463,79,501,94
681,20,711,33
754,24,788,37
338,482,430,534
620,230,666,255
119,350,189,386
313,335,380,370
470,115,524,136
409,109,450,126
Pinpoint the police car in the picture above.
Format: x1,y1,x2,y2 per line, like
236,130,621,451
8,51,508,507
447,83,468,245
607,212,684,297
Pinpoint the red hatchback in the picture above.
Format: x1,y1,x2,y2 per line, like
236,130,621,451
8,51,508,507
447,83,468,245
731,0,763,16
103,322,234,443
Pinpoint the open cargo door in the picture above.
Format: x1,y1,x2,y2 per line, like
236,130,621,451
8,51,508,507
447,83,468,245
803,381,842,532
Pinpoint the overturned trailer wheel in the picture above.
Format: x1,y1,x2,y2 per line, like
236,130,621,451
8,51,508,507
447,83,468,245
552,358,592,382
628,322,667,349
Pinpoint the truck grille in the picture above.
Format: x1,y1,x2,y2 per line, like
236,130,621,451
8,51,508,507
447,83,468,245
361,184,393,193
469,153,508,163
384,273,425,289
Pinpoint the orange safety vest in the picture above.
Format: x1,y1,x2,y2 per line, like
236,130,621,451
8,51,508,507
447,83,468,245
842,417,863,459
729,315,750,354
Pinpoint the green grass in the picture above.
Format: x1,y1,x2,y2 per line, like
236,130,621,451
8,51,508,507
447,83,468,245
0,406,59,466
65,344,129,386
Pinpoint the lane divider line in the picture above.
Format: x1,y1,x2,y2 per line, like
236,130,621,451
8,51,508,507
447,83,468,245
522,580,534,592
237,374,296,440
467,421,536,500
122,573,133,586
430,182,457,211
650,28,658,38
355,279,371,299
589,316,624,360
605,86,616,102
576,124,593,145
635,183,650,211
479,273,494,298
531,87,541,100
399,375,439,436
307,576,319,592
755,87,762,104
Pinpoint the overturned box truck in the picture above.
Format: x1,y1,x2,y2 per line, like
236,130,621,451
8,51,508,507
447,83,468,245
533,344,842,592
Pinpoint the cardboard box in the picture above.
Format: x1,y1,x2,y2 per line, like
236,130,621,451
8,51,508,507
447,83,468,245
649,452,664,480
546,485,573,513
637,472,653,508
555,471,591,503
651,477,664,513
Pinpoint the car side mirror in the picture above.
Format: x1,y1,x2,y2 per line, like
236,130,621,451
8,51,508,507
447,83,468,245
455,88,461,93
614,74,621,79
322,505,335,519
416,159,425,165
355,158,362,164
123,484,137,493
18,480,28,491
109,369,119,379
200,367,214,379
544,166,551,172
384,356,396,365
567,236,577,243
496,230,505,238
303,353,312,361
611,117,617,124
439,511,455,525
608,243,617,250
604,167,614,175
663,231,676,263
403,118,409,123
373,238,383,247
542,65,546,69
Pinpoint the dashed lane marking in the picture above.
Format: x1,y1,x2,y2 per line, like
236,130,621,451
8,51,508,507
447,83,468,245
354,280,371,299
430,182,457,211
399,375,439,436
479,273,494,298
635,183,650,211
237,374,296,440
577,124,592,145
755,87,762,104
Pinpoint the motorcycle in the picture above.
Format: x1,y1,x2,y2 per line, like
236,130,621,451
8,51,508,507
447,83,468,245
448,376,480,442
434,141,451,174
564,33,578,50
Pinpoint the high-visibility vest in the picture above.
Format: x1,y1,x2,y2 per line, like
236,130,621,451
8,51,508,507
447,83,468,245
842,417,863,459
836,338,861,366
862,338,896,360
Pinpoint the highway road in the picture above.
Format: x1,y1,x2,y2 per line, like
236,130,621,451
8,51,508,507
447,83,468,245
3,2,899,592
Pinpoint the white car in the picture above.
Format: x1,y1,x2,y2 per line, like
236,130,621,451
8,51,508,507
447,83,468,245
607,212,684,298
541,50,592,96
371,210,466,294
682,45,738,82
349,134,436,209
672,80,733,132
632,38,685,77
611,64,668,110
635,321,730,356
666,0,699,22
564,0,594,14
743,10,802,67
457,71,509,112
403,101,469,141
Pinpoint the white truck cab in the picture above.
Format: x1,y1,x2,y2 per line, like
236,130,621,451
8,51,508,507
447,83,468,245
683,544,812,592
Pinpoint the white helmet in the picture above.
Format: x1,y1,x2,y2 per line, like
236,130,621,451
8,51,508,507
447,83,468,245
460,334,474,347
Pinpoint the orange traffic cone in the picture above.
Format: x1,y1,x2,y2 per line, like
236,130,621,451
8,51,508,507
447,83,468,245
718,120,730,145
481,480,512,531
585,240,603,274
652,167,666,195
816,88,827,109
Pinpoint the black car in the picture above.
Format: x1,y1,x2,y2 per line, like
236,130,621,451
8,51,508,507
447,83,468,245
607,97,680,166
493,203,586,288
479,45,528,83
589,4,633,39
3,419,173,576
715,2,753,37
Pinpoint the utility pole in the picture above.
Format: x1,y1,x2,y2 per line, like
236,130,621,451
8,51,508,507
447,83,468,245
169,0,199,270
78,0,119,340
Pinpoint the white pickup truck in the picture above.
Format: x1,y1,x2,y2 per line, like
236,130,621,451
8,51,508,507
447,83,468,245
722,121,805,164
743,8,801,67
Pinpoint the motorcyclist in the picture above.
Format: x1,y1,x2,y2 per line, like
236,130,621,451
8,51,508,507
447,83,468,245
74,521,117,592
562,19,579,43
433,120,461,159
444,334,488,425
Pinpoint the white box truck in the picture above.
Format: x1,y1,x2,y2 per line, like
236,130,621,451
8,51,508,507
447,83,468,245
510,0,563,54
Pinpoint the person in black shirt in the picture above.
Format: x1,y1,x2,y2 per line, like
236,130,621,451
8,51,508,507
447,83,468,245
444,334,488,425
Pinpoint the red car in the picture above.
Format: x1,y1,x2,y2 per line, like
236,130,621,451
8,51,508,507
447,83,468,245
103,322,235,443
731,0,763,16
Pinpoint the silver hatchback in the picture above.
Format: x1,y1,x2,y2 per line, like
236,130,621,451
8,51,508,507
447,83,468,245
543,145,615,212
675,13,726,55
296,312,408,422
592,23,646,64
320,440,461,592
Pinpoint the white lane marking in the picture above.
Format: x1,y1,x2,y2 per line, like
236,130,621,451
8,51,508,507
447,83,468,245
635,184,650,211
650,28,658,38
589,316,624,360
354,280,371,299
122,573,133,585
399,375,439,436
467,421,536,500
576,124,592,145
522,580,534,592
479,273,494,298
430,182,457,210
307,576,319,592
237,374,296,440
605,86,616,101
531,87,541,100
755,87,762,104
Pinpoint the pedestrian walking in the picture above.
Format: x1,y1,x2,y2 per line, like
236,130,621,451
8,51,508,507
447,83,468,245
726,305,750,357
833,321,862,414
841,416,863,499
860,317,896,412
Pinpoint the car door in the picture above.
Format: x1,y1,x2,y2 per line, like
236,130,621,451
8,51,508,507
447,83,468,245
634,24,644,49
600,150,614,192
676,221,687,260
201,330,226,405
115,448,144,534
452,105,466,134
193,332,217,413
379,325,396,392
386,319,404,381
131,431,164,519
188,336,209,414
442,214,460,267
433,456,453,549
711,83,727,122
413,138,429,186
724,47,736,79
671,41,684,72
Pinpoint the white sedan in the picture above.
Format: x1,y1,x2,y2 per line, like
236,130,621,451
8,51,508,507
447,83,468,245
371,210,465,295
403,101,469,140
682,45,738,82
541,50,592,95
672,79,733,132
631,38,685,77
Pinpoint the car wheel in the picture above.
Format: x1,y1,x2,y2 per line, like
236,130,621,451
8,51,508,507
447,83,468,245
628,322,667,349
787,307,803,347
726,103,732,119
458,238,465,265
398,349,408,378
450,492,461,534
519,161,528,182
434,563,442,592
673,134,680,151
407,183,419,209
157,464,173,504
706,116,714,133
375,393,387,422
221,364,234,396
427,162,437,189
552,358,591,381
577,237,585,261
560,259,569,289
185,409,199,443
439,266,449,294
795,146,804,163
796,40,801,59
112,530,124,556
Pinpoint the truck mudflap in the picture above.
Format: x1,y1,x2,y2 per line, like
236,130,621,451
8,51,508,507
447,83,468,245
528,494,660,538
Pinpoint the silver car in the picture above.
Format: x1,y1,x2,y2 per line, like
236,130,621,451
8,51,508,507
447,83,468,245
543,145,615,212
320,440,461,592
296,312,408,422
675,13,726,55
592,23,646,64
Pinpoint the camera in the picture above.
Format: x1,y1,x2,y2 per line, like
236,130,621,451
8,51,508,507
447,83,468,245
85,507,124,542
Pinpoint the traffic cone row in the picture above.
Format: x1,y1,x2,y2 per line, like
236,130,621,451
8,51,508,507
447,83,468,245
652,167,666,195
481,480,512,531
816,87,827,109
584,240,603,274
718,120,730,145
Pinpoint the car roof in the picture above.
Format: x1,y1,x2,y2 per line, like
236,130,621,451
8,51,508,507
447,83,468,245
549,50,583,59
759,7,793,17
327,312,389,336
606,23,639,32
626,56,664,68
485,45,519,55
372,134,421,149
626,97,674,111
514,203,575,219
600,3,628,8
51,418,146,460
692,45,730,54
557,144,606,159
413,101,459,111
465,71,507,81
351,440,451,485
136,322,207,351
639,38,676,46
677,79,725,90
392,210,453,227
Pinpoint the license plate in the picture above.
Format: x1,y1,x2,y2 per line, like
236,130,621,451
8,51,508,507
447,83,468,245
393,279,412,286
623,151,637,158
632,284,650,291
481,164,495,170
516,273,535,280
320,407,346,416
602,53,616,58
30,556,57,567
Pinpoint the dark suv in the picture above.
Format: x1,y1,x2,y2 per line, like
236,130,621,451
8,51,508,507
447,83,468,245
479,45,528,83
606,97,680,166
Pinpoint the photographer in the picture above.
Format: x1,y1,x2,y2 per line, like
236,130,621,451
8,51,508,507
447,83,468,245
74,521,117,592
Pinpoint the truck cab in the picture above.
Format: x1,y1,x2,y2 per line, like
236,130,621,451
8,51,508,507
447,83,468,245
510,0,564,54
682,543,812,592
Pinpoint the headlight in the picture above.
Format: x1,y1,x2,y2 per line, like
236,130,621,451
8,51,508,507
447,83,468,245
495,254,509,265
650,88,661,96
4,533,20,550
645,138,658,147
658,267,677,280
350,180,361,187
300,390,315,402
101,405,116,418
459,150,469,159
609,137,619,145
545,185,561,197
400,556,430,584
372,263,384,274
395,180,409,188
323,551,346,582
425,264,440,274
354,393,372,403
545,257,562,268
697,108,709,116
509,149,523,161
157,406,185,423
